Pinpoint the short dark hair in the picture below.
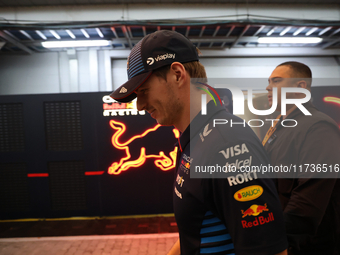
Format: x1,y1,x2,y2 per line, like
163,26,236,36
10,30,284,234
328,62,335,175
153,61,207,81
277,61,312,88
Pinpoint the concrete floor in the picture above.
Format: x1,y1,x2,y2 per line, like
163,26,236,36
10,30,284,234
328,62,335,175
0,233,179,255
0,215,179,255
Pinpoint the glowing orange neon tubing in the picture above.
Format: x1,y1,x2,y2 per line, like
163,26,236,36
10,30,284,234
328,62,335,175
108,120,179,175
323,96,340,128
324,96,340,105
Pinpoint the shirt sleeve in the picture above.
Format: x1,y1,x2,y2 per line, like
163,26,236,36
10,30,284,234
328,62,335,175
202,140,288,255
282,121,340,250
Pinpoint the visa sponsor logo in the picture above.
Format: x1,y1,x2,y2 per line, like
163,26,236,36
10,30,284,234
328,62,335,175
234,185,263,202
227,171,257,186
219,143,249,159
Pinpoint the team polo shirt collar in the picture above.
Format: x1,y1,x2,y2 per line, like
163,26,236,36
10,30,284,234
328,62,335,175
177,100,226,152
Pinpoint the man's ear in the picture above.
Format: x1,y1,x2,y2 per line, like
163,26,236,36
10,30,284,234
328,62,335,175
295,80,309,98
297,80,307,89
170,62,187,84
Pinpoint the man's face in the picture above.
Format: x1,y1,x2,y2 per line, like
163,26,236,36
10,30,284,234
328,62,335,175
135,73,183,126
266,65,296,111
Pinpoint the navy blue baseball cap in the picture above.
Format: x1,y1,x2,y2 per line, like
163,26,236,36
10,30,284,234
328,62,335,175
110,30,199,102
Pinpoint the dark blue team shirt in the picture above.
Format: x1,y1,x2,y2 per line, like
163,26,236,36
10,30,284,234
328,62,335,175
173,101,288,255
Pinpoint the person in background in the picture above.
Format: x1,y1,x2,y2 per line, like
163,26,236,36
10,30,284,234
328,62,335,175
110,30,288,255
215,88,233,114
264,61,340,255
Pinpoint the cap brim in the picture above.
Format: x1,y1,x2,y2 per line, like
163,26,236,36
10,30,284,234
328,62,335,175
110,71,152,103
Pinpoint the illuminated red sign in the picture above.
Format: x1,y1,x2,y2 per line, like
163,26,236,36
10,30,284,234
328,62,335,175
323,96,340,128
108,120,179,175
102,96,145,117
324,96,340,106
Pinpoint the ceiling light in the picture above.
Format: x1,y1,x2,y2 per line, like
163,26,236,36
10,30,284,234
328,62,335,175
41,40,110,48
279,26,291,36
318,26,332,36
266,27,276,36
258,37,322,44
20,30,34,41
81,29,90,38
293,27,306,36
96,28,104,38
49,30,61,39
66,30,76,39
36,30,47,40
305,27,318,36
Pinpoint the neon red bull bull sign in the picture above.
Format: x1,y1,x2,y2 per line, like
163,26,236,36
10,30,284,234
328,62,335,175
108,120,179,175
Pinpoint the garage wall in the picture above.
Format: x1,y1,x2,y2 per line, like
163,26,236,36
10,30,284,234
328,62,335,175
0,50,107,95
200,57,340,89
1,52,339,95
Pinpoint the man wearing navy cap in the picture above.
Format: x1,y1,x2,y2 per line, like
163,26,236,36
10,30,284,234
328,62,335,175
111,30,288,255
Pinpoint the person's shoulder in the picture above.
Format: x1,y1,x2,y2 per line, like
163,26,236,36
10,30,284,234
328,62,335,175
299,107,339,130
194,110,264,156
212,111,259,142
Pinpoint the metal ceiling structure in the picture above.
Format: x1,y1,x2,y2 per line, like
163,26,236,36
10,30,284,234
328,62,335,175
0,0,340,6
1,0,340,55
1,18,340,55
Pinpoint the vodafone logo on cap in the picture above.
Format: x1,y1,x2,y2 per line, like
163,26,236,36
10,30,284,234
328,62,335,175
147,57,154,65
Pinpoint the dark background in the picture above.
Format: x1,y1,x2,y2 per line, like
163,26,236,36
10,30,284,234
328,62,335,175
0,92,177,220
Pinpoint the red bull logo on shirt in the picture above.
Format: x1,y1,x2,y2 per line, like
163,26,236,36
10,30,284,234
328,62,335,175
240,204,274,228
241,203,269,217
